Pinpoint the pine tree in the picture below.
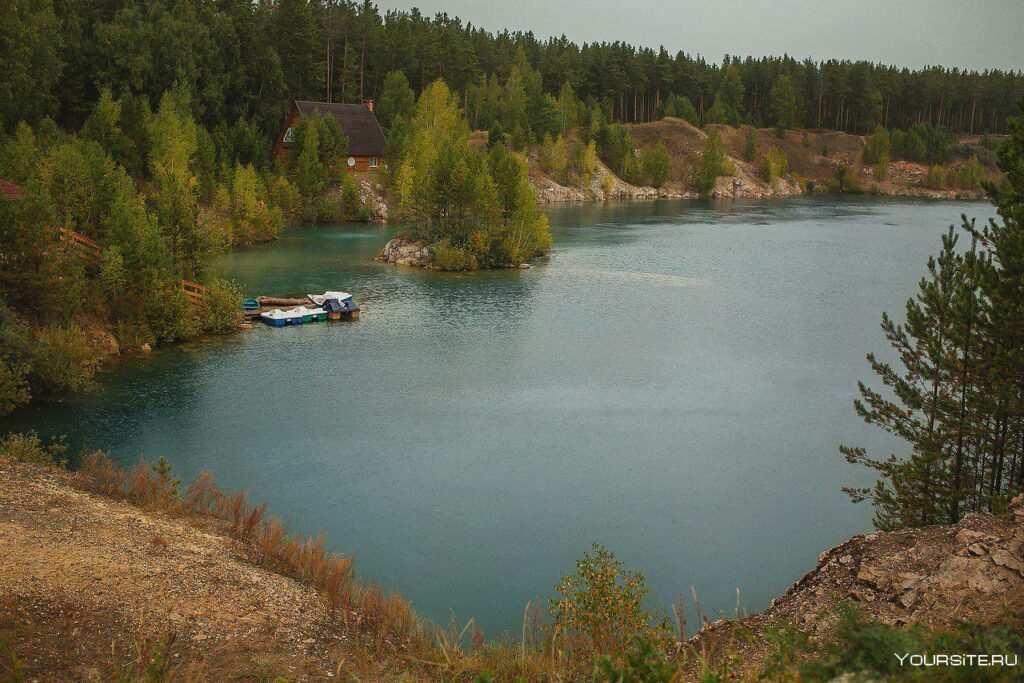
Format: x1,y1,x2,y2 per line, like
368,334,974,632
844,99,1024,528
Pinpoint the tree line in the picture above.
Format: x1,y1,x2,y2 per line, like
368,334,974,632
5,0,1022,146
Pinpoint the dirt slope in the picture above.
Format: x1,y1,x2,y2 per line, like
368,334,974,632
0,458,417,681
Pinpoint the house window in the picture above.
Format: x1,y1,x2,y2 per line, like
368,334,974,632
369,157,379,168
283,127,295,143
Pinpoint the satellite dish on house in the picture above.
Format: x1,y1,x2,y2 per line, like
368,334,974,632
347,157,356,167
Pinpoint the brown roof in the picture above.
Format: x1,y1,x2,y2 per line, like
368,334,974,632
1,179,23,201
295,101,386,157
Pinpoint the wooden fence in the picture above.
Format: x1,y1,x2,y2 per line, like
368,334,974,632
58,228,102,265
180,279,207,307
55,228,208,309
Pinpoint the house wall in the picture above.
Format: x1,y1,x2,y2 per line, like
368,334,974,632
273,106,384,172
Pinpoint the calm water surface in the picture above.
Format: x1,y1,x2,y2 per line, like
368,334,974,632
4,197,993,635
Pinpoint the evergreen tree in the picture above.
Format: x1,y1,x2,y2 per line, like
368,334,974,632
843,100,1024,528
377,70,416,132
769,74,798,131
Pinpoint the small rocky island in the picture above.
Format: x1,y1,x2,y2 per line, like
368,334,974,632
377,238,432,268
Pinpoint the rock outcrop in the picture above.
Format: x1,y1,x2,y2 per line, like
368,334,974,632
689,493,1024,674
378,237,431,267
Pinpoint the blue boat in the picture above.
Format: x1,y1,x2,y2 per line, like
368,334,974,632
260,309,290,327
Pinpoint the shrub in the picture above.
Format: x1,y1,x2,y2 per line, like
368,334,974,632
29,324,102,395
638,144,670,188
829,163,862,193
800,605,1024,681
78,450,127,496
924,164,948,189
561,140,597,189
199,279,242,335
601,172,616,200
549,544,672,662
948,156,984,190
660,94,698,125
690,129,731,193
432,241,478,271
538,133,567,178
863,125,891,181
0,359,30,417
594,639,678,682
336,174,367,222
761,146,788,185
144,280,199,344
0,431,67,467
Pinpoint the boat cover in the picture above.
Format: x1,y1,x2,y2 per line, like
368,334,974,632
308,291,353,305
322,298,345,312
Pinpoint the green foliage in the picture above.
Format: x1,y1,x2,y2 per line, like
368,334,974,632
198,279,242,335
0,0,62,134
147,89,212,277
538,133,567,178
431,240,478,271
0,358,30,417
690,129,731,193
800,606,1024,681
377,71,416,132
549,544,672,662
891,124,955,164
638,144,670,188
211,164,287,245
924,164,948,189
741,129,756,162
846,103,1024,528
863,125,891,181
593,638,678,682
660,94,698,125
80,88,132,165
761,146,788,185
0,431,68,467
829,163,862,193
714,65,746,126
948,157,985,190
29,324,103,395
596,123,635,179
388,79,550,269
289,112,348,217
561,140,598,189
769,74,798,130
151,456,181,502
486,120,505,151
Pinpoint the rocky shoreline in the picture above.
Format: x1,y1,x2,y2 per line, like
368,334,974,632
377,237,432,267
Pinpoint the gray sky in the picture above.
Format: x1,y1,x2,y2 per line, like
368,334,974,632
374,0,1024,71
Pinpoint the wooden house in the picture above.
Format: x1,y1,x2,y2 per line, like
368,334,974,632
274,100,386,173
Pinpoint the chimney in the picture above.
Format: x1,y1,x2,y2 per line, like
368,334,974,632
364,99,374,112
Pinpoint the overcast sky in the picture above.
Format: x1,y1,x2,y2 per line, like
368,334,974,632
374,0,1024,72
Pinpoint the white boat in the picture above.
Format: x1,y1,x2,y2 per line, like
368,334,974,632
307,291,353,306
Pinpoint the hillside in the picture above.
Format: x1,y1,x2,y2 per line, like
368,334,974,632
527,119,1001,202
2,455,1022,680
0,458,424,681
686,492,1024,675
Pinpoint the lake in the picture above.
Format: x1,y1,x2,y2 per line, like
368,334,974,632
3,196,993,637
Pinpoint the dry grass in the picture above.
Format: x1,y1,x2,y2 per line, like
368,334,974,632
13,448,586,680
72,451,429,662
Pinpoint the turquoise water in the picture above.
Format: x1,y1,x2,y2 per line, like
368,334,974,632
3,197,993,636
